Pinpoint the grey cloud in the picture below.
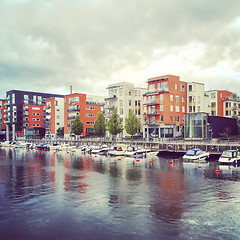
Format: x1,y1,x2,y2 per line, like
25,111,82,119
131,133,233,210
0,0,240,97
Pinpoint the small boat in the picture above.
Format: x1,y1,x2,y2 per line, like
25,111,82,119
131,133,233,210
91,145,109,155
36,143,50,151
183,148,210,161
218,150,240,164
108,144,127,156
49,143,61,151
0,141,15,147
124,146,158,158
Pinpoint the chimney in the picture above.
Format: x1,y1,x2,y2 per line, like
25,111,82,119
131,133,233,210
70,85,72,94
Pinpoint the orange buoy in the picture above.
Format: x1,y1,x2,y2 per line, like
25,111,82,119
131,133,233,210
169,161,173,165
136,159,140,162
149,160,153,164
215,170,220,174
198,166,202,168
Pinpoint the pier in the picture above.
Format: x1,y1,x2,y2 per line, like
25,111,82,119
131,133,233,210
26,138,240,155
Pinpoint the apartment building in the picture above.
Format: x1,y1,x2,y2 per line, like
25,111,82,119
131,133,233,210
44,97,64,139
205,90,232,117
0,99,6,140
104,82,146,138
223,97,240,118
187,82,210,113
143,75,187,139
5,90,63,140
64,93,104,138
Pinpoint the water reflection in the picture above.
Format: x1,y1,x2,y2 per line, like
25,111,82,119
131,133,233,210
0,148,240,240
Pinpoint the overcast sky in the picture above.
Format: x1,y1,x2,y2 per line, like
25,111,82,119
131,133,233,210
1,0,240,98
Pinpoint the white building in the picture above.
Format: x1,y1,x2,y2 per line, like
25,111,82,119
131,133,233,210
187,82,210,114
104,82,146,138
44,97,64,139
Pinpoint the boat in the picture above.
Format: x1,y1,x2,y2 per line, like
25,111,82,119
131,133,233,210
108,144,127,156
0,141,15,147
183,148,210,161
49,143,61,151
91,145,109,155
218,150,240,164
124,146,158,158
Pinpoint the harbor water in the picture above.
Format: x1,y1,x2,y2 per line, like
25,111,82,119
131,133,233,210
0,148,240,240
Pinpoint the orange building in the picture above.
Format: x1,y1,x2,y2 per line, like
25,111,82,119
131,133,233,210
22,104,45,139
206,90,233,117
64,93,104,137
143,75,187,139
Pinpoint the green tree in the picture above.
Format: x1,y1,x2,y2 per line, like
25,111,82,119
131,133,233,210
106,108,123,138
232,115,240,133
124,110,141,138
71,115,84,136
56,127,64,137
94,112,106,136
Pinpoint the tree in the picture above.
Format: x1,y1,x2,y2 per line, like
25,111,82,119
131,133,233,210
71,115,84,136
124,110,141,138
106,108,123,138
94,112,106,136
56,127,64,137
232,115,240,133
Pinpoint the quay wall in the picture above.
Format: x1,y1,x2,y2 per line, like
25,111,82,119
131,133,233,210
26,138,240,154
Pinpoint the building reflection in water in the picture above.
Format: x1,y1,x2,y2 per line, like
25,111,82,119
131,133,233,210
148,159,186,224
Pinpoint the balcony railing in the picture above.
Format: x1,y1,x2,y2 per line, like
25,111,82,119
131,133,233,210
145,88,169,95
143,100,160,105
67,108,80,112
143,110,160,115
104,95,117,101
104,105,115,109
67,116,76,120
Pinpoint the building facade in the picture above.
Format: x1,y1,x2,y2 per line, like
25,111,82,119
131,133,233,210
205,90,233,117
187,82,210,114
44,97,64,139
104,82,146,138
5,90,63,140
143,75,187,140
0,99,6,140
64,93,104,138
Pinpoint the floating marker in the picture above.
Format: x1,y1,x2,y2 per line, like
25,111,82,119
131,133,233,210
26,150,29,152
72,153,74,155
171,164,175,167
198,166,202,168
136,159,140,162
110,156,113,158
118,158,121,161
95,155,97,157
41,151,44,154
149,160,153,164
215,170,220,174
38,150,40,153
67,152,69,154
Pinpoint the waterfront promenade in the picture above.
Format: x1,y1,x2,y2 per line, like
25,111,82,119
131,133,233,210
25,137,240,155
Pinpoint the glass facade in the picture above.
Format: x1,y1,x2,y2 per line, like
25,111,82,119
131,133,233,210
184,113,208,139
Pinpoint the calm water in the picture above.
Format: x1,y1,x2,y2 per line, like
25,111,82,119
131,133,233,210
0,148,240,240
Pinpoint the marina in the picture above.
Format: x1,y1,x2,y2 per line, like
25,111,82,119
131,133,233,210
1,146,240,240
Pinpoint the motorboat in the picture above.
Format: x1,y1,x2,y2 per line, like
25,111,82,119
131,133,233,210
108,144,127,156
36,143,50,151
124,146,158,158
218,150,240,164
49,143,61,151
91,145,109,155
0,141,15,147
183,148,210,161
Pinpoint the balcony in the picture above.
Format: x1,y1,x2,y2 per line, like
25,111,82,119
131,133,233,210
143,100,160,105
143,110,160,115
67,124,71,127
42,118,50,122
104,95,117,101
145,88,169,95
144,120,159,125
67,107,80,112
104,104,115,110
67,115,76,120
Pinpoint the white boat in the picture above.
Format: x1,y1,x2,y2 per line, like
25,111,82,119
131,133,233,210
1,141,15,147
183,148,210,161
91,145,109,155
108,144,127,156
218,150,240,164
124,146,158,158
49,143,61,151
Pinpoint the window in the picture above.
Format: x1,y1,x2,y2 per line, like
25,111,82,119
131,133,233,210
181,85,185,91
170,95,173,101
149,84,155,92
176,106,180,112
86,121,95,125
135,100,137,106
162,82,168,90
160,105,163,111
176,116,180,122
211,93,216,99
56,115,60,119
138,100,140,106
86,106,95,110
12,94,15,104
86,114,95,117
160,94,163,101
55,101,58,106
129,90,131,96
129,100,131,106
170,105,173,112
189,85,192,92
182,106,185,112
70,97,79,103
189,106,192,112
24,95,29,104
182,96,185,103
170,116,173,122
120,109,123,115
160,115,164,122
175,84,177,90
32,107,40,110
189,96,192,102
33,96,36,104
176,96,180,102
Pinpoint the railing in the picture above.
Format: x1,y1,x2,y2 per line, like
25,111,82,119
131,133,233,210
143,100,160,105
143,110,160,115
67,116,76,120
67,108,80,112
145,88,169,95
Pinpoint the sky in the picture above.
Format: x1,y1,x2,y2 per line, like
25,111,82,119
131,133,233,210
1,0,240,98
